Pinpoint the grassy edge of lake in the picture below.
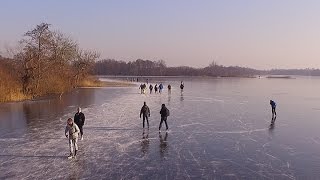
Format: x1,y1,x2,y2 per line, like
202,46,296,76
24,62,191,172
0,78,136,103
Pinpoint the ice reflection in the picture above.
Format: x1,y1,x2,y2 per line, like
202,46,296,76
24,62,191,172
159,132,168,158
141,130,150,155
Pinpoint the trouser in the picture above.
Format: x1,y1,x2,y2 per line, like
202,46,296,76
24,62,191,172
69,138,78,155
159,117,168,130
143,115,149,128
272,107,276,116
78,125,83,136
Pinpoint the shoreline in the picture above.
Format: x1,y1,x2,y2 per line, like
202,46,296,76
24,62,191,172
0,79,136,103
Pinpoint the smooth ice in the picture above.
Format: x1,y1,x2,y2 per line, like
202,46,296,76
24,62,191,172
1,77,320,179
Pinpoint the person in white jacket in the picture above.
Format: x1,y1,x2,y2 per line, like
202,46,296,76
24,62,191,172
65,118,80,159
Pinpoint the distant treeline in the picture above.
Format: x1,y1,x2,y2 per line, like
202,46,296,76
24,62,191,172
94,59,259,77
0,23,99,102
94,59,320,77
267,69,320,76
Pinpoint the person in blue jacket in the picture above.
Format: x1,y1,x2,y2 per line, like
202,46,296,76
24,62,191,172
270,100,277,116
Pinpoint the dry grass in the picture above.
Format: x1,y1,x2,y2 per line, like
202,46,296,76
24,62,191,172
0,90,31,102
0,74,134,103
0,68,31,102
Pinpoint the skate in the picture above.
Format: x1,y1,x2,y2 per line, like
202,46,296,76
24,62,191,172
67,153,73,159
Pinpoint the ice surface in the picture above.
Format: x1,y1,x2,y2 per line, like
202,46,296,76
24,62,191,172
1,77,320,179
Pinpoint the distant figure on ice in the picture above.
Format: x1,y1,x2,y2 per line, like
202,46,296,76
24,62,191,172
154,84,158,93
139,84,146,94
143,84,147,94
139,84,144,94
140,102,150,128
149,84,153,94
65,118,80,159
180,81,184,91
159,83,164,93
270,100,277,117
167,84,171,93
159,104,170,132
74,107,85,140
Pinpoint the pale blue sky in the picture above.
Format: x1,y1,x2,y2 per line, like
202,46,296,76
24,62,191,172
1,0,320,69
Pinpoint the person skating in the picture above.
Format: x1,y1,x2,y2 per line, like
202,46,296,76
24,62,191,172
168,84,171,93
159,104,170,132
74,107,85,140
159,83,164,93
139,84,144,94
65,118,80,159
155,84,158,93
140,102,151,128
270,100,277,117
149,84,153,94
180,81,184,90
143,84,147,94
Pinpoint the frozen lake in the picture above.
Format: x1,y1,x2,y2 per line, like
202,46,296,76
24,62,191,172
1,76,320,179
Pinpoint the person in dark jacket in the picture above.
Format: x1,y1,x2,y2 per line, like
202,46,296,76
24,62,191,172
167,84,171,93
149,84,153,94
140,102,151,128
154,84,158,93
159,104,169,131
180,81,184,90
139,84,144,94
270,100,277,116
74,107,85,140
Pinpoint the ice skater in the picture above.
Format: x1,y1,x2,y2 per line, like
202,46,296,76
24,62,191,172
140,102,151,128
74,107,85,140
154,84,158,93
159,104,170,132
180,81,184,91
65,118,80,159
167,84,171,93
139,84,147,94
270,100,277,117
149,84,153,94
270,100,277,124
159,83,164,93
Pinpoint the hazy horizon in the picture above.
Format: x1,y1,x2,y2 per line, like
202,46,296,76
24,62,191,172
1,0,320,70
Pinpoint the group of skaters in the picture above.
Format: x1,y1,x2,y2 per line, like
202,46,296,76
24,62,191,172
64,103,170,159
139,83,166,94
65,107,85,159
139,81,184,94
64,81,277,159
65,81,184,159
140,102,170,131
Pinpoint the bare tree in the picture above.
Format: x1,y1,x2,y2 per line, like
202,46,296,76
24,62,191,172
73,49,100,84
19,23,53,96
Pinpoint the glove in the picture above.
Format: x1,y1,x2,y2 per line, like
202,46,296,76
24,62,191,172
65,134,68,138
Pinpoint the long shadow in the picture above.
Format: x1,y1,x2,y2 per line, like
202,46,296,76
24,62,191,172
159,132,169,158
141,129,150,155
85,127,136,131
0,154,66,159
269,116,277,135
270,115,277,125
